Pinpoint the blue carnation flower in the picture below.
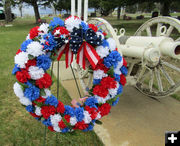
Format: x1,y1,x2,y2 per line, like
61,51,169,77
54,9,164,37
104,51,122,68
120,66,128,76
45,95,58,107
37,55,51,70
12,64,20,75
64,105,75,117
26,105,34,113
83,124,94,132
75,107,84,122
49,17,64,28
117,84,123,95
112,97,119,106
43,33,57,51
61,127,69,133
84,97,98,108
93,79,101,85
42,117,52,126
102,39,109,48
21,39,33,52
81,21,89,32
114,73,120,82
24,85,40,101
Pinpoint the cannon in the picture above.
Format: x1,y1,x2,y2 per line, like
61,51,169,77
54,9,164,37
75,16,180,99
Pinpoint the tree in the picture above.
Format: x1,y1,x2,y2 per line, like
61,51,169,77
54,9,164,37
89,0,100,16
4,0,13,23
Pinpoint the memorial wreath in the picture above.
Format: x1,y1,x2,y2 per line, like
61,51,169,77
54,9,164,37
13,16,127,133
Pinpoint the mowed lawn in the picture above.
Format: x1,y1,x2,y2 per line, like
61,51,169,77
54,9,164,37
0,18,103,146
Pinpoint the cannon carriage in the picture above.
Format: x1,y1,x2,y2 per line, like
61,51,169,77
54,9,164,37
75,16,180,99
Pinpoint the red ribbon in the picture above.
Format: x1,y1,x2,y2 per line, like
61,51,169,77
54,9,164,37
57,42,100,69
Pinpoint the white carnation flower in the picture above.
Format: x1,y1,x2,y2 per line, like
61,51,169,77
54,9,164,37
83,111,92,124
109,83,118,98
114,60,123,75
96,46,109,58
94,95,110,104
95,113,101,120
70,116,77,126
96,31,104,40
50,114,62,126
93,69,108,80
28,66,44,80
26,41,45,57
13,82,24,98
65,16,81,32
19,97,32,106
53,126,61,132
35,106,42,116
107,38,116,51
38,23,49,35
42,89,51,99
14,52,29,68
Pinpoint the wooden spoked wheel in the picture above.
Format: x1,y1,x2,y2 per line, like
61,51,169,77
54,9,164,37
132,16,180,98
76,18,121,95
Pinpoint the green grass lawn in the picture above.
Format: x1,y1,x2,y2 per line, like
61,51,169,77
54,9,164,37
0,18,103,146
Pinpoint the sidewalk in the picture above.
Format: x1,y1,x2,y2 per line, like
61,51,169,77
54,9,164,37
53,61,180,146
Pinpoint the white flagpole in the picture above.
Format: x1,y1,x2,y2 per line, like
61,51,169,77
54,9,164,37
78,0,82,18
71,0,75,16
84,0,88,22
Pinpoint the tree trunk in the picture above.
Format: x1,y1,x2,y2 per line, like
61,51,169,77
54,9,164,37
161,1,170,16
117,6,120,20
4,0,12,23
32,1,40,23
19,3,23,17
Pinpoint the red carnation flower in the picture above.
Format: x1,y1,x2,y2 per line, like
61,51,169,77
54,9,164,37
85,106,98,120
16,69,31,83
48,126,55,132
98,103,111,117
74,121,88,130
25,59,36,70
35,73,52,89
56,101,65,114
32,97,46,106
120,74,126,86
95,59,109,73
101,76,117,89
58,120,67,129
123,57,127,67
16,49,22,55
30,112,41,118
52,26,69,37
102,32,107,36
93,85,109,98
41,105,56,119
29,26,39,39
88,24,98,32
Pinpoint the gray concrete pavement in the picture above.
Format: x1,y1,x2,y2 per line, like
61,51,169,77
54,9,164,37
53,61,180,146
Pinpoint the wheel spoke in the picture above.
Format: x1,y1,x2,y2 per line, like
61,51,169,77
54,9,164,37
165,25,174,37
137,66,146,82
156,23,163,36
155,67,163,92
159,65,175,86
146,27,152,36
127,63,135,76
161,60,180,73
149,70,154,92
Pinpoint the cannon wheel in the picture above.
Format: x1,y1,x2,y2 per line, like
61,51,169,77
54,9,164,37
132,16,180,98
76,18,122,95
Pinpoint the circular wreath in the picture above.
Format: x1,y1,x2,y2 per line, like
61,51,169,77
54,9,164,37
13,16,128,133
